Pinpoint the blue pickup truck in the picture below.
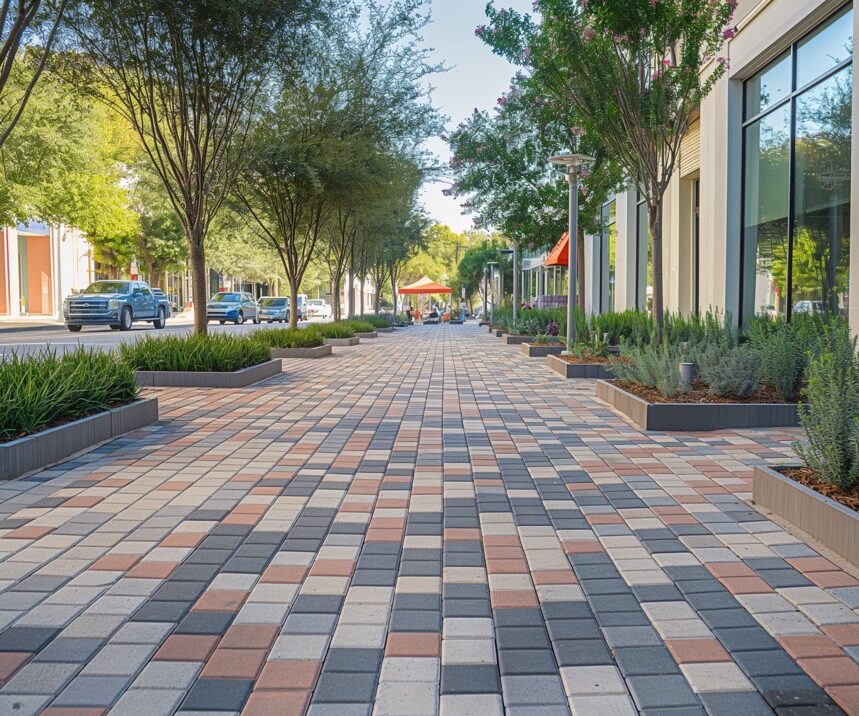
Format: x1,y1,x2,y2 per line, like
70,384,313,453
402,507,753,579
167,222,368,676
63,280,170,332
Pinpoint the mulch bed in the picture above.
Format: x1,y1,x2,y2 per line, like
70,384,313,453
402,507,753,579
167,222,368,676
780,466,859,513
613,379,795,405
558,354,612,365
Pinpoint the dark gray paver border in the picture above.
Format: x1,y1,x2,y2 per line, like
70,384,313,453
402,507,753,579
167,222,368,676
324,337,359,347
547,355,613,379
503,335,534,346
134,359,282,388
0,398,159,480
376,327,394,333
520,343,564,358
596,380,800,431
271,345,332,359
754,465,859,569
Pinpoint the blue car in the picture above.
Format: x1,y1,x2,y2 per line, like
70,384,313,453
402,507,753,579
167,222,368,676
206,292,260,325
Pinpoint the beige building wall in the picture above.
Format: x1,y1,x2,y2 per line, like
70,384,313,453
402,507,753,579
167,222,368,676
601,0,855,330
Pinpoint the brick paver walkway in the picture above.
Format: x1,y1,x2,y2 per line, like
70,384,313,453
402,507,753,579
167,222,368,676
0,324,858,715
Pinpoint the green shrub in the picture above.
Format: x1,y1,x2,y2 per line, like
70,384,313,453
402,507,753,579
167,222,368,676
696,343,761,398
316,322,356,339
758,325,805,400
349,314,390,329
345,319,376,333
610,342,688,398
253,326,323,349
794,323,859,490
120,333,270,372
0,347,139,441
589,309,653,346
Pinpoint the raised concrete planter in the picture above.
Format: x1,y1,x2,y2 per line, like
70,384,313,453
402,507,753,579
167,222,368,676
135,359,282,389
596,380,800,432
754,465,859,569
494,330,507,338
272,345,332,359
357,332,378,339
324,337,359,347
547,355,613,379
0,398,159,481
449,319,464,325
521,343,565,358
376,327,394,333
503,335,534,346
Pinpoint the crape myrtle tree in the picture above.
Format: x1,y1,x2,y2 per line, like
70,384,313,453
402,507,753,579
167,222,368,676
454,237,509,314
0,0,68,148
447,73,621,311
480,0,736,326
65,0,316,333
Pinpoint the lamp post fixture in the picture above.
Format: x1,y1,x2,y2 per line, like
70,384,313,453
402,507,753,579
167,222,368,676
549,153,594,349
486,261,498,322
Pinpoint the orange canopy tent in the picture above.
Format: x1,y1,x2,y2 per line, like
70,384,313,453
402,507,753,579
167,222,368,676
544,233,569,267
398,276,452,294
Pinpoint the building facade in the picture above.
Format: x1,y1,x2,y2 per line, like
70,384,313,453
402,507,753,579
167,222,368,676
571,0,857,331
0,223,94,320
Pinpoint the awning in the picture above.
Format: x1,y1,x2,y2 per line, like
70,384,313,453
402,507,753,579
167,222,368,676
544,233,569,267
398,276,452,294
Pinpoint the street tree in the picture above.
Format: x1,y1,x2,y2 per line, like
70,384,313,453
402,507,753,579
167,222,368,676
479,0,735,325
66,0,316,332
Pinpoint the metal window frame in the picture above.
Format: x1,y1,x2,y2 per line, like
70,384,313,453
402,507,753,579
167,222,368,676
739,2,853,323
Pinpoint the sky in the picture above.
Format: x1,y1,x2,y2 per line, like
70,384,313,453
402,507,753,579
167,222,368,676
419,0,535,233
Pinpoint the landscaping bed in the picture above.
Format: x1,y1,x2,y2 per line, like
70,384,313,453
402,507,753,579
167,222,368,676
596,380,800,431
503,334,534,345
324,337,359,346
547,354,613,379
754,465,859,569
254,327,331,359
0,398,158,481
521,342,565,358
121,334,280,388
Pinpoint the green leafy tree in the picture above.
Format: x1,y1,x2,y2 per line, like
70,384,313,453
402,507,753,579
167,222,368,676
66,0,316,332
479,0,735,326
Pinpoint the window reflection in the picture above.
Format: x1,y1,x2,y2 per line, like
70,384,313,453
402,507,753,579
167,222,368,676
797,7,853,88
793,68,852,316
745,52,791,119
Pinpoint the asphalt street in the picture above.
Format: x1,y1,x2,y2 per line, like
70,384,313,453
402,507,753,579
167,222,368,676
0,314,330,355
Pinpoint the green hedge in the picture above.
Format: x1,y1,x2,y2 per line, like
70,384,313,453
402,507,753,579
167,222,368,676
345,319,376,333
120,334,271,372
1,348,139,441
315,322,356,339
253,326,324,349
349,314,391,329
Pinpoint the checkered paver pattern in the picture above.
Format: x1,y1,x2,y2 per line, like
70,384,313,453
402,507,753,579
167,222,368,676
0,323,858,715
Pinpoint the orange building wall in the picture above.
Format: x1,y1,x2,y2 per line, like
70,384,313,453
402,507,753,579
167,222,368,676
26,235,52,315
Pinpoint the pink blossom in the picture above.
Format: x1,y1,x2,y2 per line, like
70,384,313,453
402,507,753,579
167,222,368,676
570,126,585,136
722,27,736,39
583,26,596,41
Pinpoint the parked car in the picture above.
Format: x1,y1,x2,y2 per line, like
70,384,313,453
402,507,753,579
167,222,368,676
792,300,826,315
258,296,290,323
151,288,174,316
63,280,170,332
305,298,332,320
206,291,260,325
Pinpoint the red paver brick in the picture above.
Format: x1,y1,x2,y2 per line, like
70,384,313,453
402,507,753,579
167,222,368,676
126,561,176,579
719,576,771,594
192,590,247,612
665,639,731,663
5,525,52,539
154,634,219,661
385,632,440,657
220,625,279,650
89,554,140,571
0,652,29,685
779,635,844,660
797,655,859,686
242,690,311,715
829,685,859,715
201,648,267,679
256,660,320,690
821,624,859,647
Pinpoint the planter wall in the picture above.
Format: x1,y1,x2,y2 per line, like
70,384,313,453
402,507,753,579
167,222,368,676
503,335,535,346
135,359,282,389
547,355,613,379
324,337,359,347
754,465,859,569
376,327,394,333
0,398,159,481
494,330,507,338
356,331,378,339
521,343,565,358
272,345,332,359
596,380,800,432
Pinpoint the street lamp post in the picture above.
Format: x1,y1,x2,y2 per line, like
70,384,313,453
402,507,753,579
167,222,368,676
512,243,519,325
549,154,594,349
486,261,498,322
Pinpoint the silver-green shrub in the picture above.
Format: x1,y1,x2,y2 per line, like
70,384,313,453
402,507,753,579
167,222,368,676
697,343,761,398
794,323,859,490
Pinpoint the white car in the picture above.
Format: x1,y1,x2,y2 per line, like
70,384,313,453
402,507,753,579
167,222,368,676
305,298,332,320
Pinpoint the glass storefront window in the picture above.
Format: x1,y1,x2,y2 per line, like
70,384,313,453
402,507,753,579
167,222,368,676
601,200,616,313
793,67,852,316
796,7,853,89
744,51,791,119
636,194,650,312
743,104,791,318
741,4,852,323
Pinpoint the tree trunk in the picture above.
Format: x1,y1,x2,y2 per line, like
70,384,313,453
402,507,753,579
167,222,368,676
391,276,397,316
649,200,664,329
289,279,299,329
189,236,208,334
347,266,355,318
332,277,341,321
359,276,365,316
374,281,382,314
